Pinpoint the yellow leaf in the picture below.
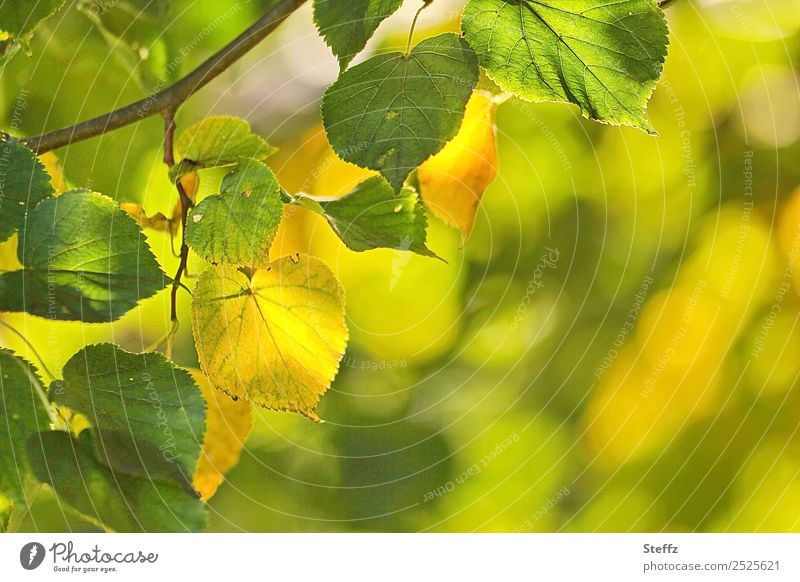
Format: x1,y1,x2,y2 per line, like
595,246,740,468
38,151,67,194
190,369,252,501
417,90,500,238
191,255,348,422
119,202,176,235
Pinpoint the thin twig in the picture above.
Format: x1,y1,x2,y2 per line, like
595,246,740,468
161,110,193,358
22,0,307,153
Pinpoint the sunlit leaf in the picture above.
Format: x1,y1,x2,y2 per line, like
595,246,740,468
0,350,50,517
322,33,479,191
51,344,206,489
313,0,404,70
191,255,348,422
0,190,168,322
418,90,500,238
296,175,436,256
190,370,252,501
0,0,67,62
186,159,282,268
173,116,277,178
461,0,669,133
0,136,54,243
28,431,205,532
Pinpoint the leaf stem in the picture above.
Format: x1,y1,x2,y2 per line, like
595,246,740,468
406,1,433,53
162,110,193,356
20,0,307,153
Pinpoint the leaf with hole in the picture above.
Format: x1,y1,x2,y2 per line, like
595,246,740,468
321,33,479,191
186,159,283,268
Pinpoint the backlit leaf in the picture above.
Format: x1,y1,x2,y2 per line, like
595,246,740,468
418,90,500,237
0,350,50,516
191,255,348,421
296,175,436,256
461,0,669,133
190,370,252,501
186,159,282,268
0,0,67,62
0,190,168,322
321,33,479,191
28,431,205,532
173,116,276,177
313,0,404,70
0,136,54,243
51,344,206,490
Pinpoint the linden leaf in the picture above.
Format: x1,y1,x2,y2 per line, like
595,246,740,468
417,90,500,238
186,159,282,268
173,116,277,178
51,344,206,490
0,350,50,516
461,0,669,133
190,370,252,501
28,431,206,532
0,0,67,62
295,175,436,256
0,136,54,243
321,33,479,192
313,0,404,70
191,255,348,422
0,190,168,322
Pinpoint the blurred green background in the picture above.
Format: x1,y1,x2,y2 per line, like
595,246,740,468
2,0,800,532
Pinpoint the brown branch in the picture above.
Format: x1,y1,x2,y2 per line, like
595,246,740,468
22,0,307,154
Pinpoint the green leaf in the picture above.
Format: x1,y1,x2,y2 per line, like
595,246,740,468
0,0,67,62
191,255,348,422
296,176,436,256
321,33,479,192
0,190,168,323
28,431,205,532
173,116,277,178
0,350,51,516
461,0,669,133
186,159,282,268
0,136,54,243
51,344,206,490
313,0,404,70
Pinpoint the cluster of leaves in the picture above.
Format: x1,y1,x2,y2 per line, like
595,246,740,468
0,0,672,531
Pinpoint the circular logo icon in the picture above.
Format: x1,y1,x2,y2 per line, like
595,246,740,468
20,542,46,570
